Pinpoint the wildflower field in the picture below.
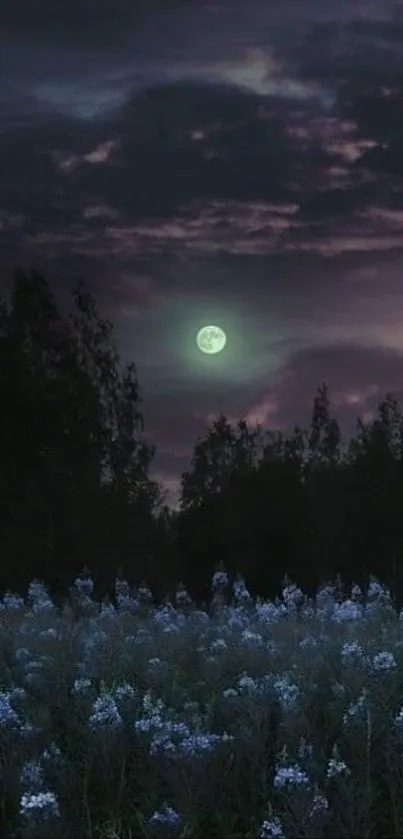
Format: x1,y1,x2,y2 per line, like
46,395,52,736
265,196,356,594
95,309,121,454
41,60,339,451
2,570,403,839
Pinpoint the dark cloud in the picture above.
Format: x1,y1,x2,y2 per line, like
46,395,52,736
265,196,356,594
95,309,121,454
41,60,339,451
3,0,403,505
112,81,295,212
0,77,326,232
283,17,403,143
296,185,372,221
1,0,181,46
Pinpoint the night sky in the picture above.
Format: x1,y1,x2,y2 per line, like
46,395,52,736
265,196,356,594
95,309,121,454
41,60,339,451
2,0,403,506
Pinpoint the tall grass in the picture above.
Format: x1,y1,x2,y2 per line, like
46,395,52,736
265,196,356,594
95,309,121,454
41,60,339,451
1,570,403,838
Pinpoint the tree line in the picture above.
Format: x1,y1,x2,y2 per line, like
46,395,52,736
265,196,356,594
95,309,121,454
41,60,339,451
1,268,403,607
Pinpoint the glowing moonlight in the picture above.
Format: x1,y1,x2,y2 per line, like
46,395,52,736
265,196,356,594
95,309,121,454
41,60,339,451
196,325,227,354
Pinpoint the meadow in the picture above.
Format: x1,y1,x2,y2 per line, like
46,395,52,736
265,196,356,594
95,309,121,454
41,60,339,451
1,568,403,839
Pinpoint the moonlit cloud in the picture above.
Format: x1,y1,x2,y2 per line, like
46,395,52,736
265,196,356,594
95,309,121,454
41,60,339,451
2,0,403,505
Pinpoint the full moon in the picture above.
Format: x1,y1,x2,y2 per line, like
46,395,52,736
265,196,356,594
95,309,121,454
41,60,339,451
196,325,226,354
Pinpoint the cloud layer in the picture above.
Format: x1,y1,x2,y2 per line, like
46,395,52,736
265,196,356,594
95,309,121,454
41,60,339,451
2,0,403,504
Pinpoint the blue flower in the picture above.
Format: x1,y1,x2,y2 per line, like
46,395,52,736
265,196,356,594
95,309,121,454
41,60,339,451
227,612,249,631
371,651,397,673
152,606,176,627
0,591,24,611
211,570,228,591
341,640,364,661
299,635,317,650
41,743,66,770
179,731,233,758
327,757,351,779
27,580,54,613
233,575,252,603
20,760,44,791
241,628,263,648
8,686,27,706
274,764,310,789
0,691,21,729
367,579,384,601
114,683,138,703
88,695,122,730
149,803,182,831
117,593,140,614
99,602,117,619
138,583,153,602
175,586,193,608
343,690,369,727
309,793,329,819
133,629,153,647
15,647,32,665
135,716,165,734
282,584,303,607
150,733,178,757
315,585,336,611
272,677,300,713
149,720,190,756
238,673,259,695
71,677,92,695
115,577,131,598
260,817,286,838
333,600,363,622
255,601,285,622
74,576,94,597
20,791,60,820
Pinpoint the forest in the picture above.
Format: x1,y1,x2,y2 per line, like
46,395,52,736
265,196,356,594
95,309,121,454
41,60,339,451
1,267,403,609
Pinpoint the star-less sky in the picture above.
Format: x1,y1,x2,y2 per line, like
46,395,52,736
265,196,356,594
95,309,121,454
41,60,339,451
2,0,403,506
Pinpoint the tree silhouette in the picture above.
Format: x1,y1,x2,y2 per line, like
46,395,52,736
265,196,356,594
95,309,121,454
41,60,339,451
0,268,160,598
344,393,403,600
172,383,403,606
180,414,262,510
3,266,403,609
